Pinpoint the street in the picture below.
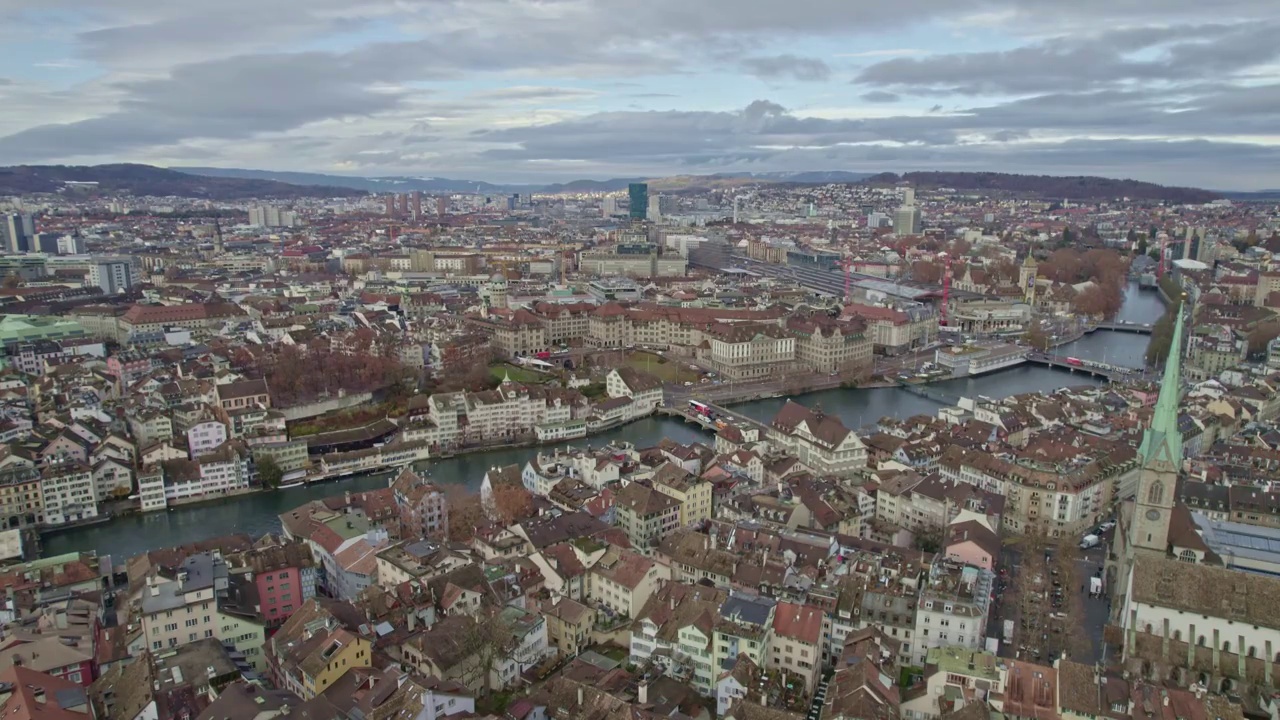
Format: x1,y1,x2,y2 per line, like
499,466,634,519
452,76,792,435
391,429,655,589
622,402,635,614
994,539,1110,665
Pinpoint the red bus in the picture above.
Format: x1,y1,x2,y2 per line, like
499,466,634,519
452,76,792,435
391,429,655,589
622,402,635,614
1065,357,1083,366
688,401,713,417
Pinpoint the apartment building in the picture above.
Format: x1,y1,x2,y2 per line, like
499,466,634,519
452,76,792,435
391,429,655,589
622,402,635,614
186,420,228,458
489,310,550,357
38,463,98,526
140,552,227,651
0,467,44,528
770,400,867,476
651,463,714,527
391,468,449,540
614,482,681,551
938,444,1138,537
606,368,663,410
911,561,994,665
770,602,823,694
712,592,776,676
586,545,666,619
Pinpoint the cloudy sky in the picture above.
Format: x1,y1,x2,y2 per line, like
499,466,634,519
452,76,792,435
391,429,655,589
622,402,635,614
2,0,1279,188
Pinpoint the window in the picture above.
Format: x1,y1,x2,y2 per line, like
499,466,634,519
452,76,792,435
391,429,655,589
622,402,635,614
1147,481,1164,505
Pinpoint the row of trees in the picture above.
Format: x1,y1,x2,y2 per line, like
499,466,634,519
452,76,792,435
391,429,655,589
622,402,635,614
1037,248,1130,317
235,336,415,407
444,483,535,543
1012,532,1092,662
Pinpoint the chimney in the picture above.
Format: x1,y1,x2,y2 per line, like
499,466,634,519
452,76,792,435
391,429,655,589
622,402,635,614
1162,695,1170,708
577,687,584,706
638,680,649,705
407,613,416,632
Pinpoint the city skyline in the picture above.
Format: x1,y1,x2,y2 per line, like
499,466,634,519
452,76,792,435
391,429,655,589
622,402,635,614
2,0,1279,189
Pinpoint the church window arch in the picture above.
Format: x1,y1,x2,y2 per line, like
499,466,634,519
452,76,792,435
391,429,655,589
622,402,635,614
1147,481,1164,505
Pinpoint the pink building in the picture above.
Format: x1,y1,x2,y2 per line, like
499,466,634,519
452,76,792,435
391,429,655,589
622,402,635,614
944,519,1001,571
257,566,303,625
391,468,448,540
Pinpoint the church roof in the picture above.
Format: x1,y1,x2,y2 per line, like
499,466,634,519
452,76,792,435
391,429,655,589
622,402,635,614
1139,300,1186,469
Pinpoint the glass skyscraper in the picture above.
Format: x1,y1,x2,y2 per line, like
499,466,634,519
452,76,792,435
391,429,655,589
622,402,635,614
628,183,649,220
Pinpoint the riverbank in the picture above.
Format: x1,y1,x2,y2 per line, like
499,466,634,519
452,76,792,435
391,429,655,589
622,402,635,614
42,283,1165,561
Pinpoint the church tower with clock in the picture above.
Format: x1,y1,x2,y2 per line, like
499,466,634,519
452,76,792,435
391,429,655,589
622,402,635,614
1130,300,1185,556
1110,296,1188,625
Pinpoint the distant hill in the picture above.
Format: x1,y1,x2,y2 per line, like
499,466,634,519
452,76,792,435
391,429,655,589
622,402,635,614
861,171,1220,203
179,167,877,195
177,167,517,194
0,164,366,200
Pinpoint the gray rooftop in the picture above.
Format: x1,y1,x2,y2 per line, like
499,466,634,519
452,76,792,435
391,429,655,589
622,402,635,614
140,552,228,615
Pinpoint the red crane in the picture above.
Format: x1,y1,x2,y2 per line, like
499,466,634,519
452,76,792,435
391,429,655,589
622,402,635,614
939,251,953,326
839,255,855,304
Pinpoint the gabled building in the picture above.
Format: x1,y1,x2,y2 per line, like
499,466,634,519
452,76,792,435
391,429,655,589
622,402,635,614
770,400,867,476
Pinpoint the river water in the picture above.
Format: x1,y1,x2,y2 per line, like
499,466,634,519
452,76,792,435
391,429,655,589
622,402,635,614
44,283,1165,561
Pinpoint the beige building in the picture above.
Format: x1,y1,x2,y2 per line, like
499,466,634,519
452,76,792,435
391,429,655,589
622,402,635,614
844,303,936,355
544,597,596,657
141,552,227,651
586,545,667,619
650,462,714,527
488,310,551,357
787,315,874,375
769,400,867,476
770,602,824,693
702,323,799,380
614,482,681,551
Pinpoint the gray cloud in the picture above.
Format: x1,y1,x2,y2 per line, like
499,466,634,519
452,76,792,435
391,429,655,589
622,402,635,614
1,0,1279,187
470,86,599,101
856,22,1280,95
741,55,832,81
860,91,900,103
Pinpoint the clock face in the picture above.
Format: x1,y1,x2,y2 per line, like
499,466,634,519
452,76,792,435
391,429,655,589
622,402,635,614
1145,509,1161,521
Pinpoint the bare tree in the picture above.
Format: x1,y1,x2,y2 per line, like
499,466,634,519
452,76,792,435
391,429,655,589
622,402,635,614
489,483,535,525
459,610,517,692
1014,530,1051,661
445,485,485,542
1053,537,1093,661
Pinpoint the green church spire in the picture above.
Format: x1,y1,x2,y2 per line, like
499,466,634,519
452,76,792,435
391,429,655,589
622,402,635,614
1139,299,1186,468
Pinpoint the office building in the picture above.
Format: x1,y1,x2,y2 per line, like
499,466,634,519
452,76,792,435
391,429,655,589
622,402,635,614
386,194,399,217
2,214,32,253
601,197,617,217
628,183,649,220
57,236,87,255
34,233,61,254
248,206,297,228
436,197,448,215
411,191,423,218
894,190,922,235
647,195,661,221
88,258,137,295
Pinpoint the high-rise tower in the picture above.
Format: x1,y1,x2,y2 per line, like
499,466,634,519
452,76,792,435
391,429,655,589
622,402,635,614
628,183,649,221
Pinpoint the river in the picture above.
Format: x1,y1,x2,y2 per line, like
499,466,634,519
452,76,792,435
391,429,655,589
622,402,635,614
43,282,1165,561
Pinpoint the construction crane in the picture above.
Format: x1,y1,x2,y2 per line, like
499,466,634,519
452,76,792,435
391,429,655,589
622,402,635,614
1158,233,1169,279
